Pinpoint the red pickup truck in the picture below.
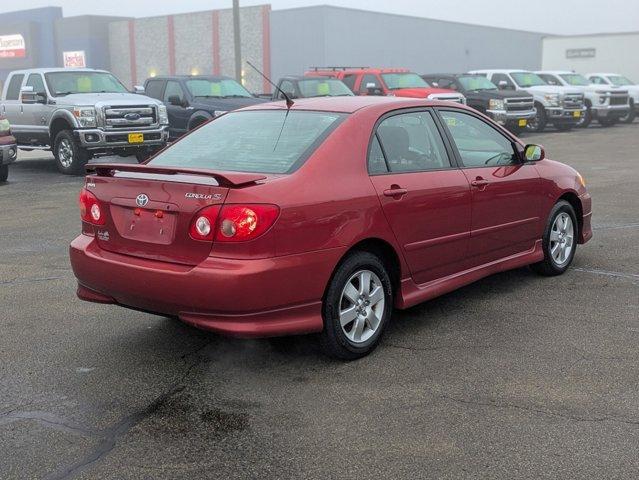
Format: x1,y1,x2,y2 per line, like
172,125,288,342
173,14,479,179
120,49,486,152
305,67,466,104
0,116,17,182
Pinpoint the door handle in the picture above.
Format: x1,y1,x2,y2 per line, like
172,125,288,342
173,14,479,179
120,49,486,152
471,178,490,188
383,186,408,198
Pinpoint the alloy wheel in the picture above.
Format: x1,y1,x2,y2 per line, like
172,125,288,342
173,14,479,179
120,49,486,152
550,212,574,266
339,269,385,344
58,139,74,168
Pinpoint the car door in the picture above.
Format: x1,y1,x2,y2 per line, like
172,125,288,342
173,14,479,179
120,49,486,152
22,73,51,145
162,80,190,138
368,109,472,285
2,74,25,139
437,108,542,265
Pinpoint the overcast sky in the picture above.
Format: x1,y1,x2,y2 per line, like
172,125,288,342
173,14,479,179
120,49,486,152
1,0,637,35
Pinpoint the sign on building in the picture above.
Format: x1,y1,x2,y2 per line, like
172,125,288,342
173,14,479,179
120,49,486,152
566,48,596,59
0,34,26,58
63,50,87,68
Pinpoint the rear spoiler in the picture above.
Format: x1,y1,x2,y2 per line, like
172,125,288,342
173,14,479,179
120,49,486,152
86,163,267,187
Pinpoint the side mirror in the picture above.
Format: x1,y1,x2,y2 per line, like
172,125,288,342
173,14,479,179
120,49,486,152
498,80,509,90
523,144,545,162
167,95,184,107
21,86,37,104
133,85,145,94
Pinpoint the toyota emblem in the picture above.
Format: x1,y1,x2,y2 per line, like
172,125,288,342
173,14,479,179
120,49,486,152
136,194,149,207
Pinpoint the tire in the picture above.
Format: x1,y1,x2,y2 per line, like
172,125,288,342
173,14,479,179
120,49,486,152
53,130,89,175
619,101,636,124
531,200,578,277
577,105,592,128
598,117,617,127
0,165,8,183
555,123,573,132
526,104,547,133
319,251,393,360
135,148,158,163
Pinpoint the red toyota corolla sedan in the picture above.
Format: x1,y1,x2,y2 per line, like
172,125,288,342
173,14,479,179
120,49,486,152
70,96,592,359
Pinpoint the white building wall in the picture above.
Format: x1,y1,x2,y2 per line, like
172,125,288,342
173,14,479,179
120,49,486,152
542,33,639,80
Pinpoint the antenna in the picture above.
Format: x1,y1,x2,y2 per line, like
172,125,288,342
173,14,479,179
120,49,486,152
246,60,294,109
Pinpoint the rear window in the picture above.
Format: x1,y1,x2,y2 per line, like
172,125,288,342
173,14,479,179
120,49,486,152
149,110,345,174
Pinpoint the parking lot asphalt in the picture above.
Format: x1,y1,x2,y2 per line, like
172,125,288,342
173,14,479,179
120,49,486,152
1,124,638,480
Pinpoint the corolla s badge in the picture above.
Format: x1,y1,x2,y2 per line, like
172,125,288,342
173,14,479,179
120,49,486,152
136,194,149,207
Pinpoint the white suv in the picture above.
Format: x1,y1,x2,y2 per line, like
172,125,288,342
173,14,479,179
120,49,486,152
536,71,629,128
586,73,639,123
469,69,585,132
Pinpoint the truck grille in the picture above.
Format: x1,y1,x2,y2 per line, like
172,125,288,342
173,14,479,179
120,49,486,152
505,97,534,112
610,94,629,106
102,106,158,130
562,94,584,109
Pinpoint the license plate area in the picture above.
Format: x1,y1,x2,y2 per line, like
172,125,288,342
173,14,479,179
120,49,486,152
573,111,581,118
128,133,144,144
111,206,176,245
518,119,527,127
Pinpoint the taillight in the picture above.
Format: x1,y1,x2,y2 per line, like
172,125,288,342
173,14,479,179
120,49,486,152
189,205,221,241
215,204,279,242
79,188,105,225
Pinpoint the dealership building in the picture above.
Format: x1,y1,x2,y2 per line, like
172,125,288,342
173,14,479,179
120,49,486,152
0,5,553,93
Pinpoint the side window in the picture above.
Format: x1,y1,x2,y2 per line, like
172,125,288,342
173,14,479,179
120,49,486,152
368,135,388,174
145,80,165,100
5,74,25,100
375,111,451,173
434,77,454,89
440,110,518,167
491,73,515,90
359,74,382,94
163,81,185,104
342,74,357,92
538,74,559,86
26,74,46,94
590,76,606,85
279,80,295,99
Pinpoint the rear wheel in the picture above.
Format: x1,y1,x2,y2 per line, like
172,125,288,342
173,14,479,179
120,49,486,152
0,165,8,182
53,130,90,175
526,105,546,132
319,251,393,360
531,201,577,276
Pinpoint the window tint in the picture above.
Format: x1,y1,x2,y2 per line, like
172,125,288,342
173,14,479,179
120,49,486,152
164,81,185,104
145,80,164,100
368,135,388,174
26,74,46,94
491,73,515,90
342,74,357,92
440,110,518,167
149,110,344,174
6,74,24,100
538,74,561,86
375,111,450,173
360,74,381,94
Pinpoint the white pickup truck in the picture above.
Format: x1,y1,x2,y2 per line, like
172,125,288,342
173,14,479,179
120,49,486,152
586,73,639,124
0,68,169,175
469,69,585,132
536,71,629,128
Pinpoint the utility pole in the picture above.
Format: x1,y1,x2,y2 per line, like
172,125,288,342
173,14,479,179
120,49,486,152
233,0,242,83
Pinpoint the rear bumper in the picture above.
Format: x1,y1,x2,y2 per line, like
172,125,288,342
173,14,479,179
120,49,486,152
70,235,345,337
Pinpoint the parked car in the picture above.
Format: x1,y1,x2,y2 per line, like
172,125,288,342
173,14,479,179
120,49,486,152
469,69,585,132
271,76,354,100
0,116,17,182
586,73,639,123
70,96,592,360
306,67,466,104
536,71,629,127
0,68,169,174
143,75,268,139
422,73,535,133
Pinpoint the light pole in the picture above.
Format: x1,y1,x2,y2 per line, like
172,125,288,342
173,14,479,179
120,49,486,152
233,0,242,83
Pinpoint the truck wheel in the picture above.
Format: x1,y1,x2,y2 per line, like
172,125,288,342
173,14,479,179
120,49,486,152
53,130,90,175
555,123,573,132
619,101,636,123
598,117,617,127
578,105,592,128
135,148,158,163
526,105,546,133
0,165,8,183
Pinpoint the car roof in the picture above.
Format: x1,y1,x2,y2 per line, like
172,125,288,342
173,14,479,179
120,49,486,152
470,69,530,74
146,75,233,81
537,71,579,75
281,75,334,81
586,73,622,77
310,68,411,75
238,95,471,114
8,68,109,75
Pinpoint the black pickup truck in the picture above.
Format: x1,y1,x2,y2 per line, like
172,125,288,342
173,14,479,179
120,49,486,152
422,73,537,133
270,76,354,100
143,75,268,139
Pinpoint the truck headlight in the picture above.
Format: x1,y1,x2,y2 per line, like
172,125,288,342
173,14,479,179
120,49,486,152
158,105,169,125
489,99,505,111
73,107,97,128
544,94,560,107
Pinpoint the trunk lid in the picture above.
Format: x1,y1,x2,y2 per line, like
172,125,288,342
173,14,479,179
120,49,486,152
84,163,265,265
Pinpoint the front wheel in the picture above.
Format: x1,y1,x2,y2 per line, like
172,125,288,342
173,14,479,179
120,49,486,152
319,251,393,360
598,117,617,127
526,106,547,133
577,107,592,128
619,102,636,123
0,164,8,183
53,130,90,175
531,201,578,276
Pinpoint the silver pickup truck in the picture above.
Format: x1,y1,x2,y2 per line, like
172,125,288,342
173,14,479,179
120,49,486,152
0,68,169,174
